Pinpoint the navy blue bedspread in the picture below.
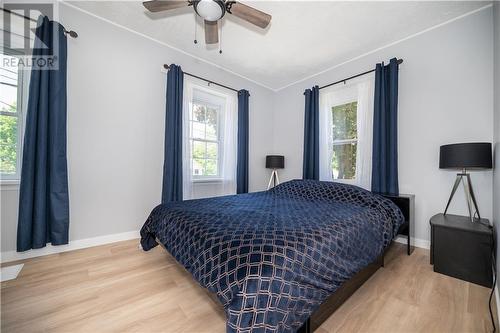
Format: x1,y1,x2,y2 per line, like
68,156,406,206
140,180,404,333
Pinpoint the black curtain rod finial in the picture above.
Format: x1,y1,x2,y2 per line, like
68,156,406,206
64,29,78,38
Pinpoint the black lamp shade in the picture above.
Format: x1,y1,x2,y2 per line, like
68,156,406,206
266,155,284,169
439,142,492,169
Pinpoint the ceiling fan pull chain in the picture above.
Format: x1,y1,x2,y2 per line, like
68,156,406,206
219,21,223,54
193,13,198,44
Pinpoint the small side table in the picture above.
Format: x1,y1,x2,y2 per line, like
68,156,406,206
430,213,493,288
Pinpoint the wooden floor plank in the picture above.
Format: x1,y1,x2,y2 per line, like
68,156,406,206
1,240,496,332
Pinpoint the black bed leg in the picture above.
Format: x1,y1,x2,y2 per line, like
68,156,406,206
297,318,311,333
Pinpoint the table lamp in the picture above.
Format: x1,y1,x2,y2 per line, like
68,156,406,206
439,142,492,222
266,155,284,190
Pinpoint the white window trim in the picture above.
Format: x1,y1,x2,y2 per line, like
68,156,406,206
1,55,29,185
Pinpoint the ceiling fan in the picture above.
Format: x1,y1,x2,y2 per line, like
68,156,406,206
143,0,272,45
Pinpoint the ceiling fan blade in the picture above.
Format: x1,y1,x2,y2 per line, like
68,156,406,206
143,0,187,13
204,20,219,44
228,2,271,29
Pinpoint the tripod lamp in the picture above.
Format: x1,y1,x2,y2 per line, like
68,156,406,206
266,155,284,190
440,142,492,222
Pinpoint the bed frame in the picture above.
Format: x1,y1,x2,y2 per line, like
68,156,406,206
297,193,415,333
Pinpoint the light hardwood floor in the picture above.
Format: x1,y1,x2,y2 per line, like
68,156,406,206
1,240,496,332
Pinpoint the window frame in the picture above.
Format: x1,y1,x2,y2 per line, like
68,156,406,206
330,99,359,184
189,89,225,182
1,52,27,183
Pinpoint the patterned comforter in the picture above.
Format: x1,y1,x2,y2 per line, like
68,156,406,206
140,180,404,333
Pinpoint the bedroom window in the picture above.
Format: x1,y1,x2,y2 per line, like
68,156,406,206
0,53,27,182
190,99,221,178
183,79,238,199
331,101,358,180
319,74,374,189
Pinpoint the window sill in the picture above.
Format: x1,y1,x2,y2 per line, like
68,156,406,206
1,179,20,190
334,179,356,184
192,178,224,184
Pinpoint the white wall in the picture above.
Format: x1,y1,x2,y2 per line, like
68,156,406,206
0,3,275,253
493,2,500,272
272,7,494,243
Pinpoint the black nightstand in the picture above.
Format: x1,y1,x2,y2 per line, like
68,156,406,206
383,194,415,255
430,213,494,288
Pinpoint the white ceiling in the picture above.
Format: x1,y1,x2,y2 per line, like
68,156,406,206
66,1,490,90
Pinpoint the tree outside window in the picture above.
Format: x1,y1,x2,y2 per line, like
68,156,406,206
190,102,221,178
331,101,357,180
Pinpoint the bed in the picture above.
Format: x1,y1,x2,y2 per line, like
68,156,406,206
140,179,411,333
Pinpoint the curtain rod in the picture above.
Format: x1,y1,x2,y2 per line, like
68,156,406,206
1,8,78,38
319,58,403,90
163,64,239,93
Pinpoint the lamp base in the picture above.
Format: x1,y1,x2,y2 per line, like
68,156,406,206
443,170,480,222
267,169,280,190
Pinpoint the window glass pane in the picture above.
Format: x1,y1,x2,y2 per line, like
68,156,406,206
206,108,217,126
331,143,357,180
0,115,18,144
206,122,217,141
1,56,18,114
0,87,17,113
205,159,218,176
192,104,206,122
206,108,217,140
0,144,17,174
192,140,206,159
0,115,18,174
332,101,357,141
192,158,203,176
192,121,205,139
206,142,217,160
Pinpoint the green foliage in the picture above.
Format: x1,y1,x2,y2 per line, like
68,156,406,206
332,143,357,180
331,102,357,180
0,102,18,174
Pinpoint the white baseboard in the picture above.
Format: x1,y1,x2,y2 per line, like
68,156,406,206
394,235,430,250
0,231,428,264
1,230,140,264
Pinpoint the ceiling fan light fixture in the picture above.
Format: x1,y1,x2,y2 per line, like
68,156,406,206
194,0,225,21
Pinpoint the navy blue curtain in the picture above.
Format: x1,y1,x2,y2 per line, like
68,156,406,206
371,58,399,195
17,17,69,252
302,86,320,180
237,90,250,194
162,64,184,203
